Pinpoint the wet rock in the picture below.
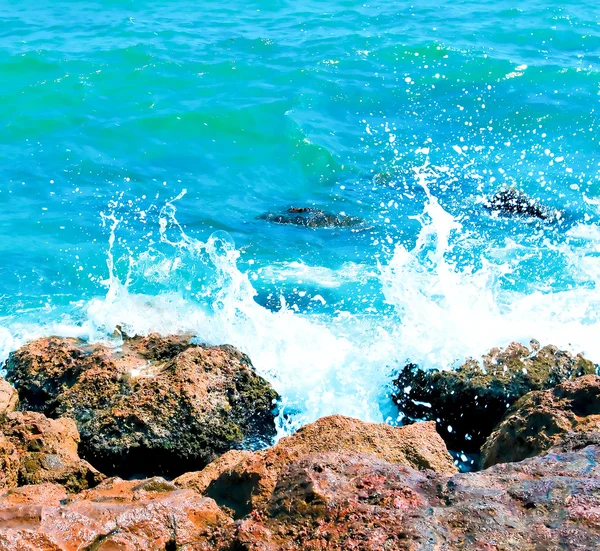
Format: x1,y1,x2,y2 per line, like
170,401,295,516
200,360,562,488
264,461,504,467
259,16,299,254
0,477,233,551
5,334,279,478
392,341,596,452
483,187,560,220
174,415,456,518
258,206,366,229
481,374,600,468
229,446,600,550
0,378,17,416
1,444,599,549
0,411,103,493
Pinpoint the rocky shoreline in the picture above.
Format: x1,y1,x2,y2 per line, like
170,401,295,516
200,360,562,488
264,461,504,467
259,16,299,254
0,334,599,550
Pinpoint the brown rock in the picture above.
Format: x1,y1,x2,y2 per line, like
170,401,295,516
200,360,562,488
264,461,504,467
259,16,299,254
5,334,279,478
0,411,104,493
481,374,600,468
0,477,233,551
393,341,596,451
1,446,600,549
0,378,17,416
233,446,600,550
175,415,456,517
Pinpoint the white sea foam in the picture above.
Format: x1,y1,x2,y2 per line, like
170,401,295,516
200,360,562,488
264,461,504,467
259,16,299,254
2,170,600,436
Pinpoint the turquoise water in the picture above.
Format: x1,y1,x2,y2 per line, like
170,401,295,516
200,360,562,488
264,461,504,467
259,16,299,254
2,1,600,432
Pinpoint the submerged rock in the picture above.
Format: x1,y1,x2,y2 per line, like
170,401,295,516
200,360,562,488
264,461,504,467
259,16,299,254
174,415,456,518
481,374,600,468
483,187,559,220
392,341,596,452
0,411,103,493
5,334,279,478
235,446,600,550
258,206,366,229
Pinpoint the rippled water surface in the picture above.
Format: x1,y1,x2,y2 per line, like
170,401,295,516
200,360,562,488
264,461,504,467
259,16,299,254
2,1,600,432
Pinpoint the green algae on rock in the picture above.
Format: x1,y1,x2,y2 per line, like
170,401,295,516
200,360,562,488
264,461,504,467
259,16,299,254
481,374,600,468
0,411,104,493
5,334,280,478
392,341,596,452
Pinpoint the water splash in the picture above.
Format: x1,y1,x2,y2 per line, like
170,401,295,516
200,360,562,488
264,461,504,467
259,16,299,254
2,174,600,435
381,164,600,369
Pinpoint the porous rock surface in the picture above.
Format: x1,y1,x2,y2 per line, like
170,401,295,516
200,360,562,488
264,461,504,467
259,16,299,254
1,445,599,550
481,374,600,468
0,411,103,493
4,334,279,478
0,477,232,551
0,378,18,415
393,341,595,451
174,415,457,517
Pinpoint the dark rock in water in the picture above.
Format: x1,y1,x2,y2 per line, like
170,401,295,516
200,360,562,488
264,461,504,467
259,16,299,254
4,334,280,478
0,411,104,493
484,187,559,220
481,374,600,468
392,342,596,452
258,207,365,229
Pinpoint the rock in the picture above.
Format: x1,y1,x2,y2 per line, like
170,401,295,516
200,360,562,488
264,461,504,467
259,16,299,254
258,207,366,229
0,477,233,551
0,378,17,416
0,411,104,493
1,445,600,549
483,187,559,221
392,341,596,452
174,415,456,518
233,446,600,550
481,374,600,468
5,334,279,478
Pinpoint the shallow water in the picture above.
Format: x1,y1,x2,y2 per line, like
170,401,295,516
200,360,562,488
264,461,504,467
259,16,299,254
2,1,600,434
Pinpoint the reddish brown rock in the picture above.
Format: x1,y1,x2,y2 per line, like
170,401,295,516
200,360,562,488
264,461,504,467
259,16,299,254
0,411,104,493
1,445,599,549
481,374,600,468
393,341,596,451
0,378,17,416
233,446,600,550
175,415,457,517
5,334,279,478
0,477,233,551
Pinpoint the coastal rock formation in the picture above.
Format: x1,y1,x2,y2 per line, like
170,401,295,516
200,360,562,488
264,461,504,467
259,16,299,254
483,187,559,221
258,206,366,229
392,341,595,451
174,415,457,517
0,378,17,416
481,374,600,468
2,445,599,550
5,334,279,478
0,411,103,493
233,446,600,550
0,477,233,551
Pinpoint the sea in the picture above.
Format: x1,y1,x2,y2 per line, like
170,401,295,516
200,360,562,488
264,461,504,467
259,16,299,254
1,0,600,436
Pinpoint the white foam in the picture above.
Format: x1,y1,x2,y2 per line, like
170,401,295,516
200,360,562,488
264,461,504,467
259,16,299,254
2,174,600,438
381,165,600,367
